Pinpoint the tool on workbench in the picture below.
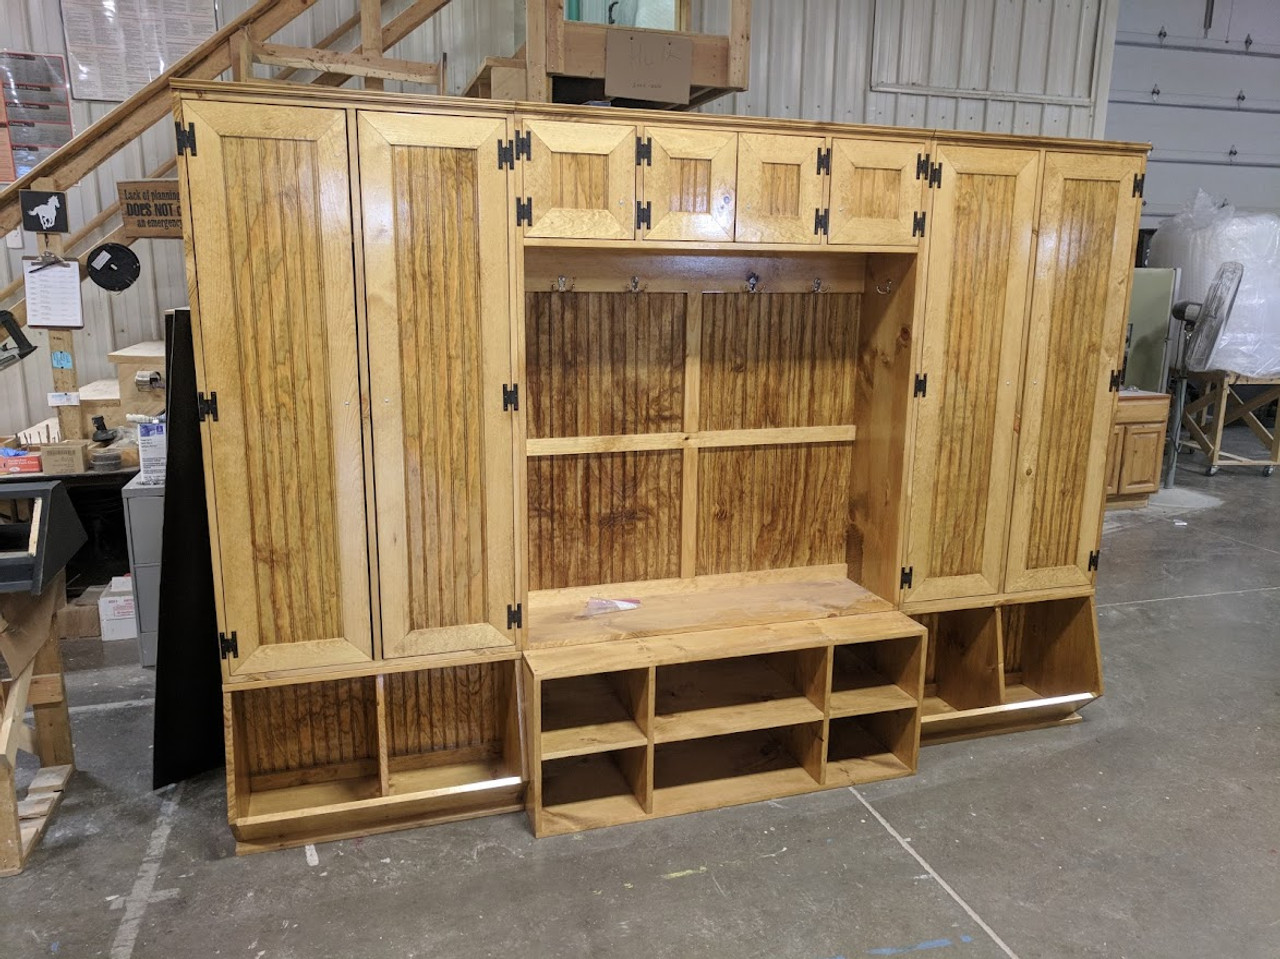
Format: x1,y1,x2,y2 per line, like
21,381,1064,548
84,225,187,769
0,309,37,371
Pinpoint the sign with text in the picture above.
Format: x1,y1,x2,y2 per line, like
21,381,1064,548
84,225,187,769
117,178,182,238
604,30,692,104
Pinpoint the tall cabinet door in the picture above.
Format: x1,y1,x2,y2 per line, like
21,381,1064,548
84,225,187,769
358,112,517,659
903,145,1039,606
1004,152,1144,593
180,101,373,677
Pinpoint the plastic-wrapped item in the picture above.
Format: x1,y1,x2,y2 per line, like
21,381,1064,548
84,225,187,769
1149,190,1280,376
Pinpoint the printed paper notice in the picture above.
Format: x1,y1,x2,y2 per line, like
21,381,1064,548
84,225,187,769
60,0,216,101
23,259,84,330
0,52,73,183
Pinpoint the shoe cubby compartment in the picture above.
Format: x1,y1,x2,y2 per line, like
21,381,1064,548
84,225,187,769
540,747,651,831
915,606,1003,741
1000,595,1101,716
825,708,917,785
540,669,650,759
830,636,921,717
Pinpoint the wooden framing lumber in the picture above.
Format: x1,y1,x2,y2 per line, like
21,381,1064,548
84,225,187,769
251,41,442,85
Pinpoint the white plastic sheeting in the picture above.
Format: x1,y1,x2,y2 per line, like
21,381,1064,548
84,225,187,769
1150,191,1280,377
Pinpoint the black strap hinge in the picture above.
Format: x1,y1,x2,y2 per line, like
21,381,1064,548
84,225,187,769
817,146,832,175
814,208,829,236
912,211,927,237
929,162,942,188
1088,550,1100,572
175,121,197,156
900,566,914,589
636,136,653,166
1109,368,1122,392
502,383,519,411
916,152,931,179
197,391,218,422
1132,173,1145,197
497,139,515,170
514,130,532,161
913,373,928,398
218,631,238,659
516,197,533,227
636,200,652,230
506,603,523,629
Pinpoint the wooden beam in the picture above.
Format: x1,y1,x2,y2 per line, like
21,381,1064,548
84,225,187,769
526,0,550,101
311,0,455,88
0,0,319,236
232,29,254,81
361,0,385,91
275,10,362,81
253,41,441,85
728,0,751,90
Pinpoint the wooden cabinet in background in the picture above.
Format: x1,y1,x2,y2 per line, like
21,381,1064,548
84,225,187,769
1107,391,1171,507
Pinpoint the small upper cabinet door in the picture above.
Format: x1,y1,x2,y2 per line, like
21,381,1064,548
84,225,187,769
735,133,827,244
521,118,636,239
179,101,373,678
640,126,737,241
1004,151,1145,593
827,138,927,246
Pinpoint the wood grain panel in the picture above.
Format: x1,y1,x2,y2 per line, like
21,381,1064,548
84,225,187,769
525,292,685,439
828,138,927,246
384,663,506,758
761,163,802,216
735,133,826,244
181,101,372,678
700,293,859,430
235,677,377,775
529,451,683,589
697,444,852,575
551,152,607,209
522,118,635,239
670,159,713,213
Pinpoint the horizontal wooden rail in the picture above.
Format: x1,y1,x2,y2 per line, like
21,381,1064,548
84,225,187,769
526,425,857,456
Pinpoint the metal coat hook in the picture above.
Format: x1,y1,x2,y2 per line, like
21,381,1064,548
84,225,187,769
875,277,895,295
627,275,647,293
746,271,761,293
812,277,828,294
553,274,575,292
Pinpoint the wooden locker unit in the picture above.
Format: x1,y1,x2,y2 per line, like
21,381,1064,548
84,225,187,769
175,80,1147,848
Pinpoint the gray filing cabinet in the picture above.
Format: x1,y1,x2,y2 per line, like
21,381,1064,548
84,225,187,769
122,475,164,667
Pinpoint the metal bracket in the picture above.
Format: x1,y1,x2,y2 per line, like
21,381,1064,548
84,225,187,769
636,200,652,230
506,603,523,629
497,139,515,170
514,130,532,161
197,391,218,422
502,383,519,412
175,121,197,157
900,567,914,589
516,197,533,227
916,153,931,179
218,631,238,659
1109,369,1122,392
912,211,927,237
636,136,653,166
1088,550,1100,572
1132,173,1145,197
814,208,830,236
929,162,942,188
913,373,928,398
816,146,832,175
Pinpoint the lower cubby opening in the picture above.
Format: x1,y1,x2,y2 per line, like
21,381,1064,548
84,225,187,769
540,670,649,759
914,606,1003,720
830,637,921,717
541,747,648,824
826,708,916,785
1001,596,1101,703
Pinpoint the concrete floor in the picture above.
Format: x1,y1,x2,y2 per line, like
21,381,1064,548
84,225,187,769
4,439,1279,959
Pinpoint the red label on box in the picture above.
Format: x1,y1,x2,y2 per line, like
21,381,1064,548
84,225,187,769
2,454,42,473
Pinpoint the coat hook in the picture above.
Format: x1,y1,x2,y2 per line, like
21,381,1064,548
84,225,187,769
553,274,575,292
812,277,828,294
628,275,646,293
875,278,895,295
746,271,760,293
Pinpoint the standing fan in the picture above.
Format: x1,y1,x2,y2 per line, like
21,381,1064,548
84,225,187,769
1165,261,1245,482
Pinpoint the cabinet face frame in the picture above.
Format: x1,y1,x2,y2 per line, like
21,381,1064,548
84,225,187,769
734,133,828,245
520,118,637,240
180,100,374,679
1105,424,1125,497
357,110,518,659
902,145,1040,605
1004,151,1144,593
640,126,738,242
827,138,927,247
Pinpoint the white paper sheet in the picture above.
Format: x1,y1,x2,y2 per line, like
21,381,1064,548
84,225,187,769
23,259,84,329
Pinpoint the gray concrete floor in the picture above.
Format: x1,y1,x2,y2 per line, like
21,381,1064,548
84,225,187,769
4,433,1279,959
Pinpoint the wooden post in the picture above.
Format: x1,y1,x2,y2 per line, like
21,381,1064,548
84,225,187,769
728,0,751,90
526,0,550,101
32,177,84,442
231,29,253,81
362,0,385,91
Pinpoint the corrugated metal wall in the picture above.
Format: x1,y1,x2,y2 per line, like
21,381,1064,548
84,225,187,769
1,0,1117,435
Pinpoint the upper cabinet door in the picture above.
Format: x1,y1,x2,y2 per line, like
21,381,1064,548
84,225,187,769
358,112,518,660
1004,152,1144,593
180,101,373,677
735,133,827,244
521,118,636,239
903,145,1040,606
640,126,737,242
827,138,927,246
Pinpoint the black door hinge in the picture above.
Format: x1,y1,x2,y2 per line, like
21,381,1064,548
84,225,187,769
900,566,914,589
1109,368,1122,392
814,208,830,236
506,603,523,629
516,197,533,227
916,152,931,179
1088,550,1100,572
817,146,832,175
929,162,942,188
497,139,515,170
197,391,218,422
1132,173,1145,197
636,200,652,230
502,383,519,411
175,121,197,156
912,211,927,237
636,136,653,166
514,130,532,161
218,631,238,659
913,373,928,398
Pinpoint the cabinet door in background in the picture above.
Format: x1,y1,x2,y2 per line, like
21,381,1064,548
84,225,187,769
1005,152,1144,592
180,101,372,677
735,133,827,244
1119,425,1163,495
521,118,636,239
641,126,737,241
358,112,517,659
902,146,1039,606
827,138,927,246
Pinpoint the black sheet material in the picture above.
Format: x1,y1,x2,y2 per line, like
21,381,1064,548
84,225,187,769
152,308,224,788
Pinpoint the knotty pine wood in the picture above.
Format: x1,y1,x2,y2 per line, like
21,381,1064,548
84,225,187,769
641,126,737,242
735,133,826,244
699,293,859,430
827,138,927,246
521,118,636,239
528,451,683,589
525,292,686,439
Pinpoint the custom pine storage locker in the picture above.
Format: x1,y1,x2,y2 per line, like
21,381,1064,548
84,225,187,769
173,80,1146,849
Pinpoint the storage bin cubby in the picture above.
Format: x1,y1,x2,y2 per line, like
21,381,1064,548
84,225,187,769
540,669,650,759
830,637,921,717
653,649,825,743
1000,596,1101,704
914,606,1003,721
826,708,917,785
540,747,650,829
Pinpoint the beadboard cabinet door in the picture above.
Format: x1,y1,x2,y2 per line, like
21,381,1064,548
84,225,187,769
180,101,374,677
902,145,1039,606
640,126,737,241
358,111,519,659
521,118,636,239
827,138,927,246
1004,152,1144,593
735,133,827,244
